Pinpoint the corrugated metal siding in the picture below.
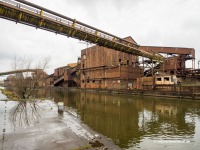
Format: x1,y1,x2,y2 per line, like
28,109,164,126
80,45,141,89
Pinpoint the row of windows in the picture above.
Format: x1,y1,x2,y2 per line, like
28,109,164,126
82,80,96,83
82,60,137,68
83,54,136,65
156,77,171,82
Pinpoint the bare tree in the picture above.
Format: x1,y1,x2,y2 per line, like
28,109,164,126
10,100,41,129
9,55,51,99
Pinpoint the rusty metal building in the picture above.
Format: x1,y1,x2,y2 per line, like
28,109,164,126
54,63,80,87
139,46,195,77
80,37,141,89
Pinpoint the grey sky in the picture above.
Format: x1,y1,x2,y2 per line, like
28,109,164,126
0,0,200,76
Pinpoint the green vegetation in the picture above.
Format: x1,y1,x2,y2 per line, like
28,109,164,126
0,89,19,100
72,145,91,150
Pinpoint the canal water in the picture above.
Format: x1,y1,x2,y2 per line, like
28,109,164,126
36,88,200,150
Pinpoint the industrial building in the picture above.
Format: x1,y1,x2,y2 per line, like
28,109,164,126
139,46,195,77
53,62,80,88
48,36,198,90
80,37,141,89
3,40,197,90
1,0,199,92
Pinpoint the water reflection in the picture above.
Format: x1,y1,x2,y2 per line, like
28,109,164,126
36,88,200,149
10,100,41,129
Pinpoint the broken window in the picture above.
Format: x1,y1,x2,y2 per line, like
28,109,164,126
164,77,170,81
156,78,161,81
127,60,129,65
170,70,174,75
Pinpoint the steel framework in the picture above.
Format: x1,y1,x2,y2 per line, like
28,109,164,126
0,69,42,76
0,0,163,61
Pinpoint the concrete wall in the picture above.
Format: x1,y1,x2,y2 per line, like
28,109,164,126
155,75,177,85
137,75,178,90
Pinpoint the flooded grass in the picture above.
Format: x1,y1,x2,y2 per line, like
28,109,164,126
72,145,91,150
0,89,19,100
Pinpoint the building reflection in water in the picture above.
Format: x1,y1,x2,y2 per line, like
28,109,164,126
10,100,41,129
36,88,200,149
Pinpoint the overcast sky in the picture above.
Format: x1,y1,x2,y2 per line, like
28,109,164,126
0,0,200,78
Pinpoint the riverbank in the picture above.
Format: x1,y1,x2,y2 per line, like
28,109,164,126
3,83,200,100
79,88,200,100
0,91,121,150
0,89,19,100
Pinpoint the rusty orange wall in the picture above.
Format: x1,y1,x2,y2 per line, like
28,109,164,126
106,67,120,78
81,79,136,89
81,46,138,69
54,69,58,77
80,44,140,89
64,71,68,80
137,77,154,89
164,57,182,70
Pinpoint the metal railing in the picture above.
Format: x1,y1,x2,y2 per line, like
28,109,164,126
0,0,164,61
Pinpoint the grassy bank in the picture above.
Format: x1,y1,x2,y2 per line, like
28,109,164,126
0,89,19,100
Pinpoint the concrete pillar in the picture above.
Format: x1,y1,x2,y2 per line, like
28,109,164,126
58,102,64,112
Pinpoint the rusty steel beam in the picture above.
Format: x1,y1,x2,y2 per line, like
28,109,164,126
0,69,42,76
15,0,136,46
0,0,164,61
140,46,195,58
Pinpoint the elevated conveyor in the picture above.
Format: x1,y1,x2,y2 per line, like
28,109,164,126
0,0,163,61
0,69,42,76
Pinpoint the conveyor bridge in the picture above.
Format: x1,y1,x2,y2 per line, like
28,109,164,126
0,0,163,61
